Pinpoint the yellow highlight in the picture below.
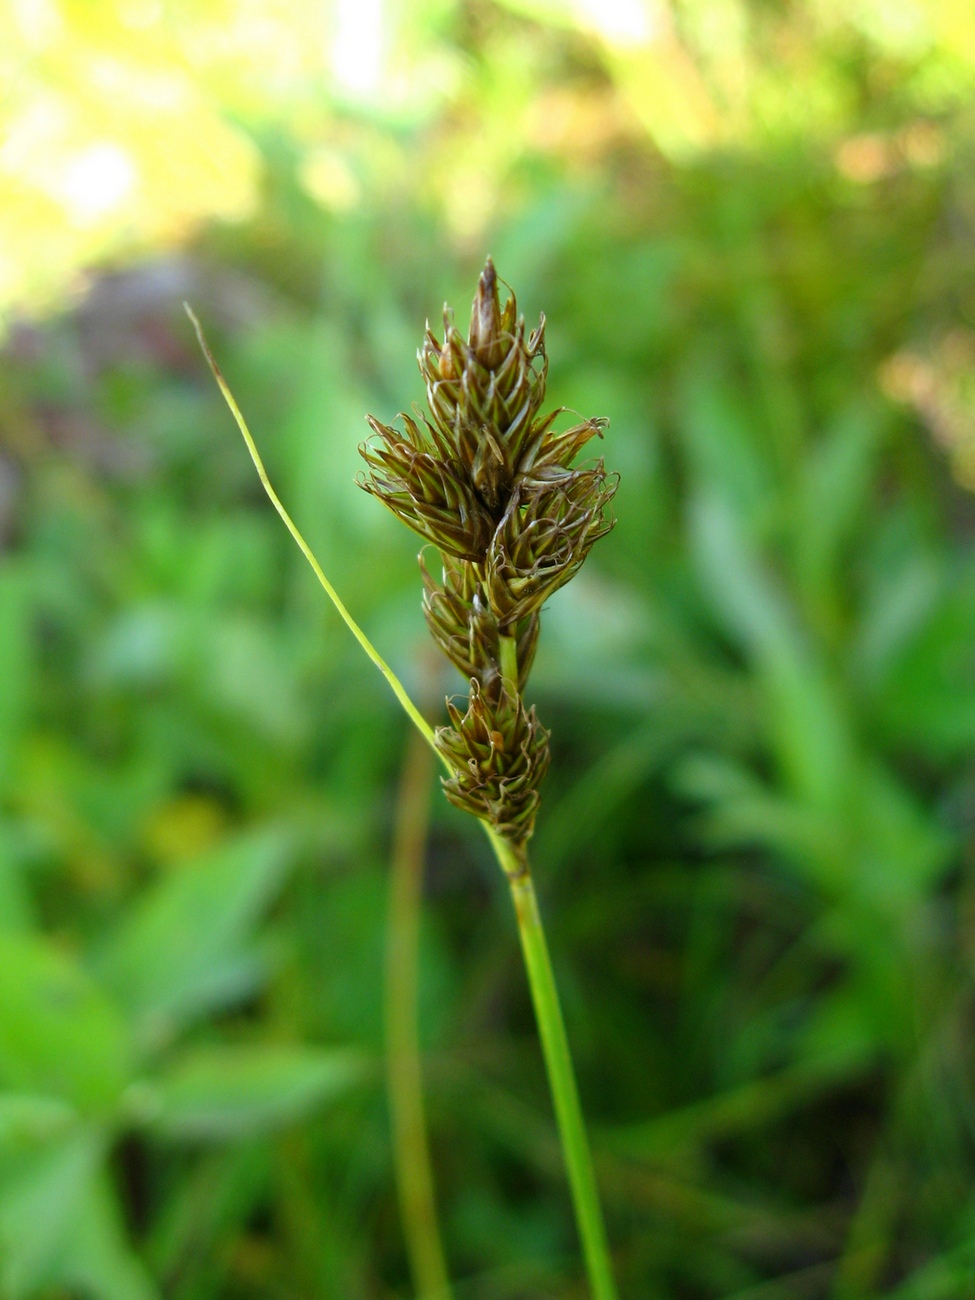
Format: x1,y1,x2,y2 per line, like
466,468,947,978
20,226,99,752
1,0,973,321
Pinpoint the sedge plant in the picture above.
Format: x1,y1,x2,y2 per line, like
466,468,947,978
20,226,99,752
185,260,619,1300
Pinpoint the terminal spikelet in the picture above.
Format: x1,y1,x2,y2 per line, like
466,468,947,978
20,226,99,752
419,259,550,510
360,258,615,849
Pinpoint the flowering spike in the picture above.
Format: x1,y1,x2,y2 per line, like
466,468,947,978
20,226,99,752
359,262,615,845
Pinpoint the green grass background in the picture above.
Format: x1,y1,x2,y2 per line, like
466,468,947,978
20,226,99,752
3,2,975,1296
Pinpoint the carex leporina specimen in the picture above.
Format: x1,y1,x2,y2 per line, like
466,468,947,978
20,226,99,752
359,259,617,854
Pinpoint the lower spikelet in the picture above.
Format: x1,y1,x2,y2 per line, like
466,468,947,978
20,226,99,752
435,681,551,846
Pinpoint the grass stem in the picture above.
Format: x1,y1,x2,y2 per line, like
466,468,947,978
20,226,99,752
386,724,453,1300
490,838,619,1300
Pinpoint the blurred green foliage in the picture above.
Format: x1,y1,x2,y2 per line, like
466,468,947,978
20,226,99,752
4,1,975,1297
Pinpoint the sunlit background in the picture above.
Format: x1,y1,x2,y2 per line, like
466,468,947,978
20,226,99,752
4,0,975,1296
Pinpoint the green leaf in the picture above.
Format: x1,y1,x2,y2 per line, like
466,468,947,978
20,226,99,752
148,1044,367,1140
0,821,34,935
97,826,292,1046
0,1128,103,1298
0,1094,76,1149
674,751,843,885
796,405,879,610
0,935,133,1109
59,1172,157,1300
867,565,975,757
690,492,853,812
676,362,774,534
797,986,882,1068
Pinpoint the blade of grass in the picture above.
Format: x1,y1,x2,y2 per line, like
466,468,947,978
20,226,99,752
183,304,436,753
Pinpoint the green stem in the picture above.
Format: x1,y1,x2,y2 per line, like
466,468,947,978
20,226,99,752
385,726,453,1300
499,633,519,694
489,838,619,1300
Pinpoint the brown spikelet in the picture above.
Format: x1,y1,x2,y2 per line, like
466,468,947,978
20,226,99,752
421,552,538,697
359,259,615,848
418,257,552,510
357,413,495,559
435,681,551,845
485,470,619,629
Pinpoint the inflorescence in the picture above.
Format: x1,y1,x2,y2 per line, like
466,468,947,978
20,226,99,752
358,259,616,851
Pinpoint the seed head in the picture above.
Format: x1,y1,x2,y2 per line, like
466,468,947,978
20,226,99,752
360,259,615,848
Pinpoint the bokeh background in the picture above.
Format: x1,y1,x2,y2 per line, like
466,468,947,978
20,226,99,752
4,1,975,1296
